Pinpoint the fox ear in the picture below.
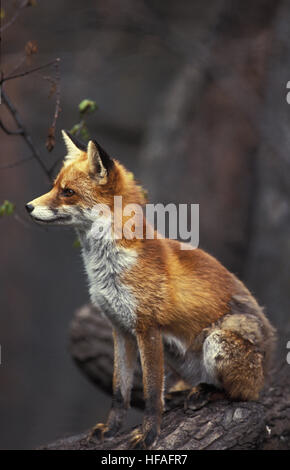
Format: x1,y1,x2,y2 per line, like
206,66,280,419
87,140,114,184
61,130,86,161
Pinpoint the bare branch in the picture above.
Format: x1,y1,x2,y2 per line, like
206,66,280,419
46,59,61,152
4,40,38,79
0,56,61,176
51,61,61,131
0,0,28,33
0,119,23,135
1,58,60,84
0,154,35,170
1,88,51,181
5,55,27,80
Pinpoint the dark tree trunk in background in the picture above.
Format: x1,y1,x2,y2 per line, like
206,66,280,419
245,0,290,334
139,0,281,277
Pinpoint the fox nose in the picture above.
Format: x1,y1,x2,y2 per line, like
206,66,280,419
25,203,34,214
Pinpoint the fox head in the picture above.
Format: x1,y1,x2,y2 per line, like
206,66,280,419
26,131,146,228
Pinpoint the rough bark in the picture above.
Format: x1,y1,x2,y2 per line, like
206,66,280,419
42,304,290,450
43,399,266,450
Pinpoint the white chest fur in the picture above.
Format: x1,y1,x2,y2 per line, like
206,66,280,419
77,224,138,332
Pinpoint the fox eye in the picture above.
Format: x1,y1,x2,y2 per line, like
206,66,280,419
61,188,75,197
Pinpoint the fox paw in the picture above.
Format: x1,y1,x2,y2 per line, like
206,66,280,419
129,427,157,450
87,423,111,443
184,384,226,411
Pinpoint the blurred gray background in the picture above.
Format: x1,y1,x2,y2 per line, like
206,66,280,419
1,0,290,449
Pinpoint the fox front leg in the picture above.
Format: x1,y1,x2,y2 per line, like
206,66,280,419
130,327,164,449
90,329,137,441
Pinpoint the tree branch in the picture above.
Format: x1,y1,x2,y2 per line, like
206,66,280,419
1,56,61,175
1,58,60,84
0,154,35,170
0,119,23,135
1,88,51,181
42,398,267,450
0,0,28,34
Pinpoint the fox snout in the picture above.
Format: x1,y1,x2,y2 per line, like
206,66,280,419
25,193,71,224
25,203,34,214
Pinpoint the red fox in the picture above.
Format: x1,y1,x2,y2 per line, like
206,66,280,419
26,131,276,449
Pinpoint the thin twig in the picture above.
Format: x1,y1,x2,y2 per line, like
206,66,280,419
1,88,51,181
5,40,39,80
0,0,28,33
51,60,61,130
39,74,56,87
4,55,27,80
44,58,61,152
1,58,60,84
0,119,23,135
0,154,35,169
1,58,61,176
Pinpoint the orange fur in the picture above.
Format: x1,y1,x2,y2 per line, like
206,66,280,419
27,134,276,449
